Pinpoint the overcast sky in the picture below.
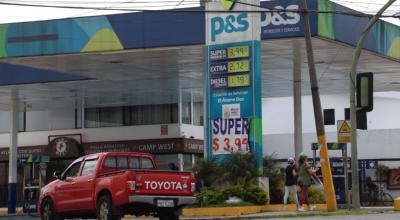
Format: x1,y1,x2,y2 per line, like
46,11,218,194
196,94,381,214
0,0,399,24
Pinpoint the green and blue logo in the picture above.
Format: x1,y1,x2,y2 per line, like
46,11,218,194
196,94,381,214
220,0,236,10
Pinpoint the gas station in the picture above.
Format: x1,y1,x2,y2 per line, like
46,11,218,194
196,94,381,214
1,0,400,214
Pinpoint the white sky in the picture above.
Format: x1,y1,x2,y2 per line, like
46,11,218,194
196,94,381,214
0,0,201,24
0,0,399,24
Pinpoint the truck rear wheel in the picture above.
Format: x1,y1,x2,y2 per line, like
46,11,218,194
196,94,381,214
158,208,179,220
97,195,121,220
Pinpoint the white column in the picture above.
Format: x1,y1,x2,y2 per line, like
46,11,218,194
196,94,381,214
8,90,19,214
190,90,194,125
178,153,184,171
178,90,182,126
293,40,303,159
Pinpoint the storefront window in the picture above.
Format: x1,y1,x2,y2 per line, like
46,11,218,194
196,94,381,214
183,154,193,171
85,103,178,128
99,107,123,127
193,102,203,126
154,154,179,170
25,105,80,132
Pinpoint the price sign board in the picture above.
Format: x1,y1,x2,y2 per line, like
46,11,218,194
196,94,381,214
205,0,262,174
206,40,261,158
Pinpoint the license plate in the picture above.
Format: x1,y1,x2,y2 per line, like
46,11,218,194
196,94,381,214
156,199,174,207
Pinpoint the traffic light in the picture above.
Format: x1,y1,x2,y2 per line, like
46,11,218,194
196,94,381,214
356,72,373,112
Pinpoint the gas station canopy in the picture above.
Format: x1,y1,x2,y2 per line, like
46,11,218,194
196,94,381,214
0,0,400,110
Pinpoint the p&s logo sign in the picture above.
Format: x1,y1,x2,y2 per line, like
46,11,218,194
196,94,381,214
206,0,259,45
211,13,249,42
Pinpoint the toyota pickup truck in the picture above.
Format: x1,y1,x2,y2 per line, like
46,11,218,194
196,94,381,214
38,152,196,220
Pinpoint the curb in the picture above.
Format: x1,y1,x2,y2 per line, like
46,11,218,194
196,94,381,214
182,204,327,217
395,197,400,211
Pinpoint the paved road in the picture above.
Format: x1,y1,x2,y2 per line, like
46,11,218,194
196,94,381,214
2,213,400,220
264,213,400,220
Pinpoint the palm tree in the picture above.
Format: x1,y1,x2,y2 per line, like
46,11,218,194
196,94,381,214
193,158,225,187
223,153,258,185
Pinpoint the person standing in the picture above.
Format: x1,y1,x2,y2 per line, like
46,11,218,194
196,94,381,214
283,157,300,210
297,152,318,211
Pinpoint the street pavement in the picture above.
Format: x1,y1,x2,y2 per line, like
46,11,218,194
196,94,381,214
2,212,400,220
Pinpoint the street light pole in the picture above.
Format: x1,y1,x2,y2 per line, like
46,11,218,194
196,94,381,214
300,0,337,211
349,0,396,209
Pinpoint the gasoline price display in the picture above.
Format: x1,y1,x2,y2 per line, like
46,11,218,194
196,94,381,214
227,46,249,59
228,74,250,88
227,60,249,73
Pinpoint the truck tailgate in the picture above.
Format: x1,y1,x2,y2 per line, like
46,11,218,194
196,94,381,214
131,170,194,196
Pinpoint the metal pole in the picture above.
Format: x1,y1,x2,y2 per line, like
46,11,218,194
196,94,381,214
300,0,337,211
343,146,350,209
349,0,396,209
293,40,303,159
8,89,19,214
312,149,316,167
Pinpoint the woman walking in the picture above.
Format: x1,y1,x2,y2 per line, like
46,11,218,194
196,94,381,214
283,157,300,210
297,152,318,211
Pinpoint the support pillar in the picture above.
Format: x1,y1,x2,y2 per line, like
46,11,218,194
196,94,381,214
178,153,184,171
8,90,19,214
293,40,303,159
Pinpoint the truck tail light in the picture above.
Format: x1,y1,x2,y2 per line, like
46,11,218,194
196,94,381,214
191,182,196,193
128,181,136,191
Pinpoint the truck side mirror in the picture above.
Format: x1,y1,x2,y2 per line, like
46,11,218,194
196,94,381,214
53,171,62,179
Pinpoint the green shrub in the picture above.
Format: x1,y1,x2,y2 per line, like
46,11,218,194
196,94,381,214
308,186,326,204
268,176,285,204
285,186,326,204
242,184,269,205
220,184,246,199
194,184,269,207
195,188,225,207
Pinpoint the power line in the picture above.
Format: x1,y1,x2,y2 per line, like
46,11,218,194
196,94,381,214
1,0,400,18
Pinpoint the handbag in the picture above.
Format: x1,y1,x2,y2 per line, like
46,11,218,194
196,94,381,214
310,175,324,190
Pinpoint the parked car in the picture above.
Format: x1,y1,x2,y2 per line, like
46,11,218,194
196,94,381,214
38,152,196,220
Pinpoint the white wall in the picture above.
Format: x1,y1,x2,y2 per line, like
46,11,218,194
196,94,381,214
263,129,400,160
262,94,400,160
181,124,204,140
262,94,400,135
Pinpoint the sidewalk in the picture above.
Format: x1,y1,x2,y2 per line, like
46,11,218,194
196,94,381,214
181,206,398,220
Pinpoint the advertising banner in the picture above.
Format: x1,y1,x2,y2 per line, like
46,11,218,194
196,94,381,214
205,0,262,174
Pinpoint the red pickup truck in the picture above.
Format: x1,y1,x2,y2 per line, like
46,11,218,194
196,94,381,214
38,152,196,220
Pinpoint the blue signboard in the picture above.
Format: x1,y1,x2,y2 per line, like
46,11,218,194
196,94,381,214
260,0,317,39
205,40,263,172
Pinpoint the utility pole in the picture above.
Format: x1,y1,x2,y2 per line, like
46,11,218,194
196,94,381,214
293,40,302,159
300,0,337,211
349,0,396,209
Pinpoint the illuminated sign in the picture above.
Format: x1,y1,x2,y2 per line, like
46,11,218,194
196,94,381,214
228,46,249,59
228,74,250,88
228,60,249,73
